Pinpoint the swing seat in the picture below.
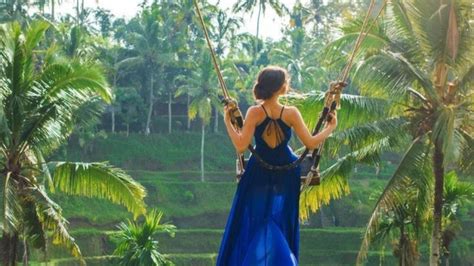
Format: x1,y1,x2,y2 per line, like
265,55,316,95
235,154,320,186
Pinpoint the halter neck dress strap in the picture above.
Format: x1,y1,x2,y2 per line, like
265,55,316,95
279,106,285,119
261,105,269,117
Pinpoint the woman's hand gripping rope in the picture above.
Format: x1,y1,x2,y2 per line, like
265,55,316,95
223,98,244,130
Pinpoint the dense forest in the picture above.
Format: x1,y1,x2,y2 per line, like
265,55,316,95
0,0,472,265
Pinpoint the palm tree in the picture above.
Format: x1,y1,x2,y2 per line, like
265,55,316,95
0,21,147,265
233,0,286,64
120,3,175,135
360,182,428,266
114,209,176,266
270,3,326,91
210,9,242,133
0,0,29,22
441,171,474,266
175,51,220,181
313,1,472,265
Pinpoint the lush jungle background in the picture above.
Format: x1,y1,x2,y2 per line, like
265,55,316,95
0,0,472,265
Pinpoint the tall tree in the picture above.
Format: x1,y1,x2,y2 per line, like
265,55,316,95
233,0,286,65
270,2,325,91
175,51,220,181
0,21,147,265
120,3,175,135
211,9,242,132
316,1,472,265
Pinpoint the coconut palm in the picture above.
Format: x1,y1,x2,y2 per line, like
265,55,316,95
0,0,30,22
270,3,326,91
175,51,220,181
208,9,242,133
360,182,428,266
233,0,286,64
114,209,176,266
120,3,175,135
314,0,472,265
0,21,147,265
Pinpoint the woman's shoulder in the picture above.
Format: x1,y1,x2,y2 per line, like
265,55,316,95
282,105,300,116
246,104,263,114
245,105,266,121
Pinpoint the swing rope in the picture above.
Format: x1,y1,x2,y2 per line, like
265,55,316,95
193,0,388,183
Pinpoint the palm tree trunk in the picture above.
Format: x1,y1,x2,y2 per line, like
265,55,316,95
319,206,325,228
111,107,115,133
186,94,191,131
22,238,28,266
111,73,117,133
430,143,444,266
399,225,405,266
1,233,10,265
76,0,80,19
254,4,262,65
126,123,129,137
145,74,154,135
214,107,219,133
1,232,19,266
168,92,172,134
201,122,205,182
51,0,55,21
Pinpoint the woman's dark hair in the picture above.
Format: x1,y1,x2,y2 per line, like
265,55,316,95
253,66,289,100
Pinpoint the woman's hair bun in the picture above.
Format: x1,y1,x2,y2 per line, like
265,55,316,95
253,66,289,100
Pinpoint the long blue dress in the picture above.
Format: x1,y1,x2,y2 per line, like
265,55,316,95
216,105,301,266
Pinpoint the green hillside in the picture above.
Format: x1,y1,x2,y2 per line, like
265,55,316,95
39,133,473,265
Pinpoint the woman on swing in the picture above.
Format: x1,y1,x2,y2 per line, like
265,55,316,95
217,66,339,265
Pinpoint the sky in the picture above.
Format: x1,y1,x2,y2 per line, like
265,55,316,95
55,0,300,40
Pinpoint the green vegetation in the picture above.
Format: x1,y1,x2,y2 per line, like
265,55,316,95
0,0,472,265
44,134,472,265
0,21,146,265
319,1,473,264
114,210,176,266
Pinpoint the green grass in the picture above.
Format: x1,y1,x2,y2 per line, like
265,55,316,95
54,132,237,171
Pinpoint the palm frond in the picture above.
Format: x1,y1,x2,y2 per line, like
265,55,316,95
287,92,390,131
50,162,147,218
357,136,431,264
299,154,352,221
300,133,402,221
32,184,84,264
443,171,474,212
321,31,389,71
353,51,435,101
21,198,47,250
41,61,111,103
1,172,20,233
330,116,409,155
457,129,474,175
24,20,50,53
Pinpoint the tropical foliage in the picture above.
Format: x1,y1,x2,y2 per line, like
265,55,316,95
114,209,177,266
0,21,146,264
301,0,473,265
0,0,471,264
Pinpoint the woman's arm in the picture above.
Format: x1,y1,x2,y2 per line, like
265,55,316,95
223,105,260,153
286,106,337,150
